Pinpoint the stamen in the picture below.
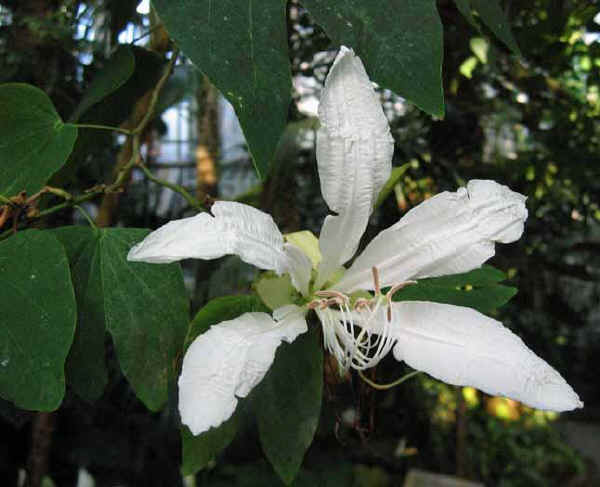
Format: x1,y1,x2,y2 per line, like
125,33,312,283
371,267,381,295
385,280,417,322
309,276,414,373
315,290,349,303
358,369,421,390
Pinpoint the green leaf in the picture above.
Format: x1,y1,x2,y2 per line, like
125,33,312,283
454,0,477,27
392,265,517,314
55,47,165,186
302,0,444,117
181,416,238,476
153,0,292,178
186,294,268,348
0,230,76,410
254,326,323,485
0,83,78,196
70,45,136,122
470,37,489,64
53,226,189,410
460,56,479,79
52,226,107,402
181,295,267,475
470,0,521,56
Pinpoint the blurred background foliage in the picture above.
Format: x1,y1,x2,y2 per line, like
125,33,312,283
1,0,599,485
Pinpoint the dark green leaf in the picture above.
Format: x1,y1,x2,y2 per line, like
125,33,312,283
254,326,323,485
0,230,76,410
181,295,267,475
100,228,189,410
0,83,78,196
152,0,292,177
70,45,136,122
186,294,268,348
181,416,238,476
53,226,189,410
302,0,444,117
53,226,107,402
392,265,517,313
471,0,521,56
54,47,165,186
454,0,478,27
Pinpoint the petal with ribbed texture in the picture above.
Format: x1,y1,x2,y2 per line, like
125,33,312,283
178,306,307,435
127,201,289,274
283,243,312,297
335,180,528,292
389,301,582,412
315,46,394,287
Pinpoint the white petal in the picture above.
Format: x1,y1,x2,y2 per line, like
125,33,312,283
272,304,309,343
178,308,307,435
389,301,582,412
283,243,312,296
315,46,394,286
127,201,289,274
336,180,528,292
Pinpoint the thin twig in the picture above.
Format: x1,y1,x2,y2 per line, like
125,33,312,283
2,48,181,234
130,23,164,44
135,163,205,210
73,123,132,136
74,205,97,229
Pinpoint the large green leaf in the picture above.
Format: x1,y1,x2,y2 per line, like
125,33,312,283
471,0,521,56
53,226,108,402
455,0,520,56
53,226,189,410
0,230,76,410
392,265,517,314
181,415,239,476
185,294,268,348
254,326,323,485
70,45,136,122
0,84,78,196
302,0,444,117
152,0,292,177
181,295,268,476
453,0,477,27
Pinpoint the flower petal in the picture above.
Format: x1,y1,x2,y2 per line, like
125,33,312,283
127,200,289,273
315,46,394,287
335,180,528,292
389,301,582,412
284,243,312,297
178,306,307,435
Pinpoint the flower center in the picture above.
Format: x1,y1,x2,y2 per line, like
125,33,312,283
307,267,415,372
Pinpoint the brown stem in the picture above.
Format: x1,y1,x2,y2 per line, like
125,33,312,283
25,412,56,487
455,390,467,478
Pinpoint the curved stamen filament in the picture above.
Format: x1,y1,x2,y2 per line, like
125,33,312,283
358,369,422,390
312,268,416,373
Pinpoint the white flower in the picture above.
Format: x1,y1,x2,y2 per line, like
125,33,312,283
128,46,582,435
